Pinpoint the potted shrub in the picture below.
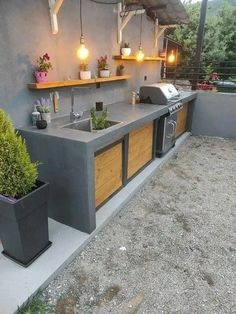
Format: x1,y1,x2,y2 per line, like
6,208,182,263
117,64,125,76
121,42,131,56
34,53,53,83
0,109,51,267
79,62,91,80
98,55,110,78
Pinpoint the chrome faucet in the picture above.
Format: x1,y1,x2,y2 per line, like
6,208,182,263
70,87,91,122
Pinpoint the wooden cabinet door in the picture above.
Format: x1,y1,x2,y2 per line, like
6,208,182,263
127,122,154,179
95,142,123,208
176,103,189,138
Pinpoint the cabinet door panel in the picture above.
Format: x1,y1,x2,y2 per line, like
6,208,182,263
128,122,154,179
95,142,123,207
176,103,188,138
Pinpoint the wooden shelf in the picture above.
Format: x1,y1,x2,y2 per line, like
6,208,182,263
28,75,131,90
113,55,165,62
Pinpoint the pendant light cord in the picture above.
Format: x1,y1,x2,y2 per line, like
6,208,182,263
80,0,83,36
139,13,143,47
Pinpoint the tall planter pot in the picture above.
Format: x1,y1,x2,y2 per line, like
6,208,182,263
0,180,51,267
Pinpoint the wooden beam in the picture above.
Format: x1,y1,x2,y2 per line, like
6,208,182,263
117,3,145,44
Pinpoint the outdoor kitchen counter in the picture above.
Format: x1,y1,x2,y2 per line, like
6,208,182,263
19,91,197,234
20,102,168,151
19,91,197,152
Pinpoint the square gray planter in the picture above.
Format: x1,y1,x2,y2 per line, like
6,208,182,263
0,181,51,267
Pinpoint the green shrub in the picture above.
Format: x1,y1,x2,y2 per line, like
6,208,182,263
0,108,14,133
0,109,38,198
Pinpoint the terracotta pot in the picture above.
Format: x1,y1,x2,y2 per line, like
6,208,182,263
35,71,48,83
99,70,110,78
79,71,91,80
121,48,131,56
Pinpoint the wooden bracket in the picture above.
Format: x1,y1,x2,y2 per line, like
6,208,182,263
117,3,145,44
154,20,178,48
49,0,64,34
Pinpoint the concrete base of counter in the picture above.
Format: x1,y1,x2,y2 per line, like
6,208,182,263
0,133,190,314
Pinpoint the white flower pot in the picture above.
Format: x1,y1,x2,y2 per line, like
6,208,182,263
121,48,131,56
79,71,91,80
41,112,51,123
99,70,110,78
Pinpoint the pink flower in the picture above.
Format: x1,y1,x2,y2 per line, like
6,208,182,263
43,53,50,61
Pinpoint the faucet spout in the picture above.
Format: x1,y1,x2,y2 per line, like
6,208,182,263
70,86,91,122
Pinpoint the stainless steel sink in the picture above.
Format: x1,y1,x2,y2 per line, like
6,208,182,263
62,118,121,132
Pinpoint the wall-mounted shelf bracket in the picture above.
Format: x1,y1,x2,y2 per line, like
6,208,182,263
49,0,64,34
117,3,145,44
154,19,177,48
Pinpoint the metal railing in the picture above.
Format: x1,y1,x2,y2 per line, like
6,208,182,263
161,60,236,93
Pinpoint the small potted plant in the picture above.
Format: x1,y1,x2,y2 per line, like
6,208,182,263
117,64,125,76
90,108,110,131
121,42,131,56
98,55,110,78
0,109,51,267
79,62,91,80
37,98,51,123
34,53,53,83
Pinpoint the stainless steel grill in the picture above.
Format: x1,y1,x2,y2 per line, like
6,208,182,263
139,83,184,156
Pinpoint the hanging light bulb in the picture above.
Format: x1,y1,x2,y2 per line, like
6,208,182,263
77,35,89,60
168,50,176,64
136,44,145,62
136,14,145,62
77,0,89,61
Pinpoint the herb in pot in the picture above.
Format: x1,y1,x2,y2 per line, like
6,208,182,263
90,108,110,130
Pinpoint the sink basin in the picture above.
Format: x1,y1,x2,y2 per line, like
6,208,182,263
62,118,121,132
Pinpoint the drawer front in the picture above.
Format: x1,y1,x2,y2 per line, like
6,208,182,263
95,142,123,207
127,122,154,179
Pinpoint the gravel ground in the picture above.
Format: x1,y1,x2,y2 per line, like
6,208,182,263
41,136,236,314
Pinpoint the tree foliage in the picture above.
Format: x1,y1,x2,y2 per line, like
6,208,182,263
170,0,236,65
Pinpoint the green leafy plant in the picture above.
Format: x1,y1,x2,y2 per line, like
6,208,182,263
98,55,109,70
124,42,130,48
79,62,89,71
37,106,50,113
17,298,47,314
0,109,39,198
36,53,53,73
90,108,110,130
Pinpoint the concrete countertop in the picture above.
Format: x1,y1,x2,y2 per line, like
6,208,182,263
19,91,197,150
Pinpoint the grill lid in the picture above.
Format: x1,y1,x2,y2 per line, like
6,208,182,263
139,83,180,105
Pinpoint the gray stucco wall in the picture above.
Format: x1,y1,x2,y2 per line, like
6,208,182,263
191,92,236,138
0,0,162,127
